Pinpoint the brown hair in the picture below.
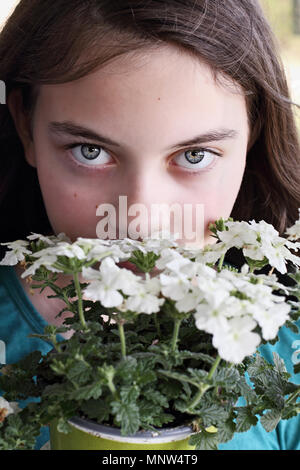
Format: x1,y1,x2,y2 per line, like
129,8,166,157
0,0,299,250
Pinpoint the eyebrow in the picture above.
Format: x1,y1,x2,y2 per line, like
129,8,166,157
49,121,239,150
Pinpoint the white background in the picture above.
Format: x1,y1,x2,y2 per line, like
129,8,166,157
0,1,20,30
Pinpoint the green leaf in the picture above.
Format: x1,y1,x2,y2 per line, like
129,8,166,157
189,430,219,450
120,385,140,404
272,352,287,375
158,369,207,388
213,367,240,388
245,256,269,271
216,418,236,444
294,363,300,375
143,389,169,408
176,350,216,365
69,382,102,401
260,409,281,432
81,398,110,422
236,377,257,404
194,404,229,428
66,360,91,385
111,400,140,436
57,417,73,434
285,320,299,334
235,407,258,432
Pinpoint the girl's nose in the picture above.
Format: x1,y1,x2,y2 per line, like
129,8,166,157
117,166,175,240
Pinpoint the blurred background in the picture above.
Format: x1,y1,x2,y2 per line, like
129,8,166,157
0,0,299,133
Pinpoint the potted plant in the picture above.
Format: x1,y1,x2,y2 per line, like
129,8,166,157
0,215,300,450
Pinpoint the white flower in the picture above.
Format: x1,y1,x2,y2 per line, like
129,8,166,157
217,221,258,248
212,316,261,364
0,240,32,266
47,242,86,260
249,297,291,340
76,238,127,262
20,241,88,277
195,242,228,265
82,258,123,307
83,280,124,307
159,272,190,301
155,248,188,271
218,219,300,274
0,397,20,422
285,209,300,240
82,257,142,307
21,254,63,278
194,302,230,336
124,274,164,314
27,232,72,244
26,233,56,245
195,277,231,310
125,289,164,314
175,285,204,313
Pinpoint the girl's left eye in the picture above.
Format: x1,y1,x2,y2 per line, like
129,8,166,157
68,143,112,166
173,148,220,171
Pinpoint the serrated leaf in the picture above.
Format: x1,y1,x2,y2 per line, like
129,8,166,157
57,417,73,434
66,360,91,385
81,398,110,422
235,407,258,432
143,389,169,408
69,382,102,400
158,369,206,388
236,377,257,404
138,400,174,427
120,385,140,404
272,352,287,375
43,382,73,398
216,418,236,444
213,367,240,387
189,430,219,450
260,409,281,432
194,404,229,428
111,400,140,436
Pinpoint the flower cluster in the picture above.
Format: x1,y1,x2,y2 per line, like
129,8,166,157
1,213,300,365
212,218,300,274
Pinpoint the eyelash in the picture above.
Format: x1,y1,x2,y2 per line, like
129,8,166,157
63,141,222,174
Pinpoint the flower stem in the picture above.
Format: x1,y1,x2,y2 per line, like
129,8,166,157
107,375,118,400
218,254,225,272
73,271,87,330
207,355,221,380
118,321,127,359
285,387,300,406
188,355,221,411
171,318,182,351
154,313,161,337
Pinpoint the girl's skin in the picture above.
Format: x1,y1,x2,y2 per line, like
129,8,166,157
8,44,249,332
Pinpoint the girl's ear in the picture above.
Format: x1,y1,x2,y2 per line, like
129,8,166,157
7,88,36,168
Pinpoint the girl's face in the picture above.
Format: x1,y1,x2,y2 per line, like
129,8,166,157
12,45,249,246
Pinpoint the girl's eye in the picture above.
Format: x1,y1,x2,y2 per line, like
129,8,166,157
173,148,220,171
69,144,112,166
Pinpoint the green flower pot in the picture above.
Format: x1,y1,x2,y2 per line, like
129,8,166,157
49,417,195,450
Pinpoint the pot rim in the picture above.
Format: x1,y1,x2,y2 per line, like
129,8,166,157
68,417,194,444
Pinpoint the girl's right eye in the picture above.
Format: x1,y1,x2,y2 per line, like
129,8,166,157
68,143,112,166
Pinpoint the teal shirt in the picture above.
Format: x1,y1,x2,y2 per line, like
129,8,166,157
0,265,57,449
0,264,299,450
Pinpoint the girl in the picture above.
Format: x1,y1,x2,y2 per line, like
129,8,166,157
0,0,299,450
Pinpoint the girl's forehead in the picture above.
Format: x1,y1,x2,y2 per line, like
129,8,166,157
38,45,245,107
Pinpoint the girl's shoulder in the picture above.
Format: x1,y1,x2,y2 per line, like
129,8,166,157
0,265,51,364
